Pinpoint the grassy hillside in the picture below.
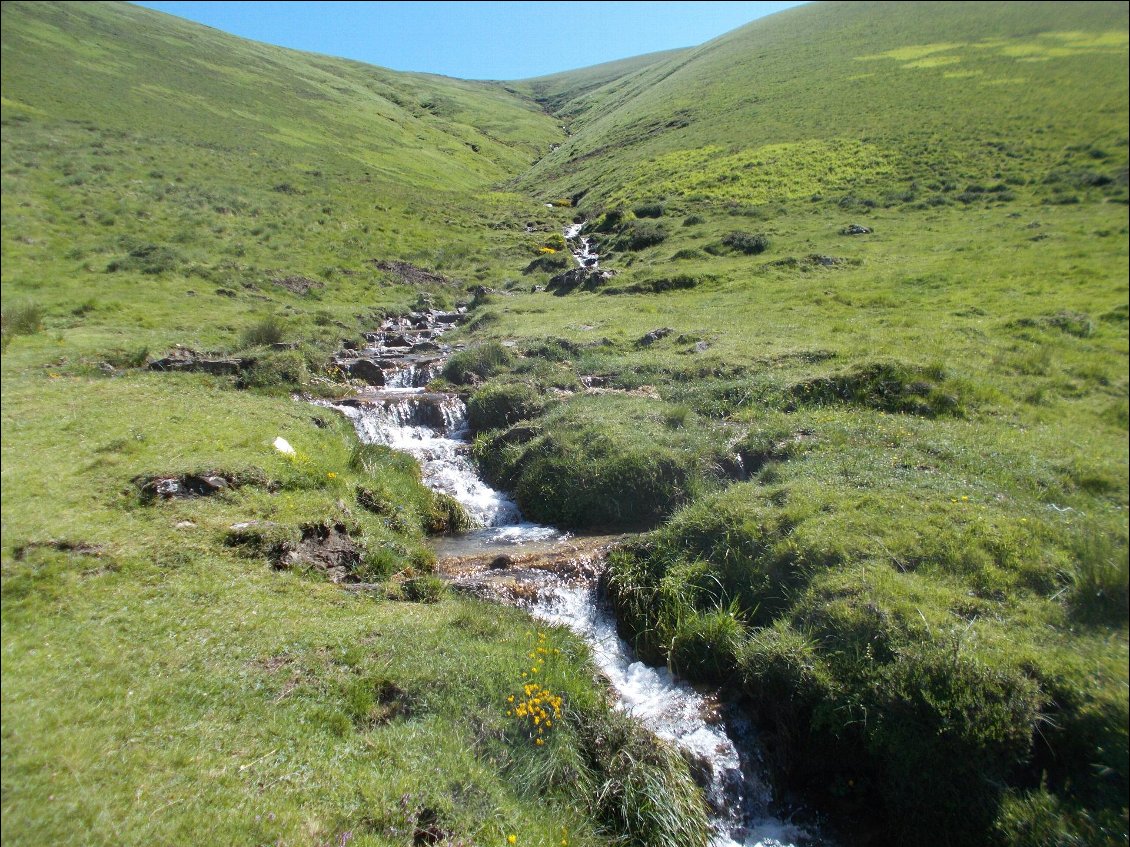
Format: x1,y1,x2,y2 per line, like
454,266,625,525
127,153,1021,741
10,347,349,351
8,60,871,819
459,2,1128,844
3,1,1129,846
1,3,706,847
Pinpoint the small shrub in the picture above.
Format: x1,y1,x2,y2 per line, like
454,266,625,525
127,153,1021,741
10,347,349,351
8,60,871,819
240,315,285,348
633,202,665,218
721,231,770,255
683,215,705,226
620,221,667,251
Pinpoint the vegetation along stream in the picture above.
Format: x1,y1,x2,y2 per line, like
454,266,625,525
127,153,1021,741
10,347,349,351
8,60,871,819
329,229,813,847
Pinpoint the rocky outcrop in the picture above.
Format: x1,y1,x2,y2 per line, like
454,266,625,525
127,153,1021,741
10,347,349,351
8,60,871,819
148,348,253,375
546,266,613,294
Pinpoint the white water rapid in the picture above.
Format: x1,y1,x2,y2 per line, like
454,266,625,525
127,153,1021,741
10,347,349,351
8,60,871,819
329,274,813,846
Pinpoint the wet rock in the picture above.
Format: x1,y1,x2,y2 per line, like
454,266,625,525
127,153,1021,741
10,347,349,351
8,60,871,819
334,357,387,386
412,340,441,353
489,555,514,570
637,327,674,346
841,224,872,235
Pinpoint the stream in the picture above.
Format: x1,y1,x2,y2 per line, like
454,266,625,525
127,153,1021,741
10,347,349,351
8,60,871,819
329,225,813,847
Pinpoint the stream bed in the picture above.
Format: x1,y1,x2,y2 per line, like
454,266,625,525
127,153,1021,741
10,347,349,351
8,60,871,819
329,225,815,847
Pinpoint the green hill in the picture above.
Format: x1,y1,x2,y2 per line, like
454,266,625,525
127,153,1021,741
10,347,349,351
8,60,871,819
3,2,1128,846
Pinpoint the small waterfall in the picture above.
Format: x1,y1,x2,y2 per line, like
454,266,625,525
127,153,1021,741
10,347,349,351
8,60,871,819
565,222,599,268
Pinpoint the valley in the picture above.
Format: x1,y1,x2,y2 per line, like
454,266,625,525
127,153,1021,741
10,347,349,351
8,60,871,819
2,2,1127,846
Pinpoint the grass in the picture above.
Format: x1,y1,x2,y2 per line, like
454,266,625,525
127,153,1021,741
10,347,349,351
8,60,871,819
3,1,1129,845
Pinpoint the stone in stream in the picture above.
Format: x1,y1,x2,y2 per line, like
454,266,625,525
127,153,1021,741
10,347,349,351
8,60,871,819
333,357,387,386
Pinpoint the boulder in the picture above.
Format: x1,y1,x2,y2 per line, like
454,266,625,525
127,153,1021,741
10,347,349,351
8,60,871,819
841,224,872,235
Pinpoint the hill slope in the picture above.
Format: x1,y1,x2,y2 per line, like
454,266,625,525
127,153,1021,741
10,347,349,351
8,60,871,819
519,0,1129,206
2,2,1129,847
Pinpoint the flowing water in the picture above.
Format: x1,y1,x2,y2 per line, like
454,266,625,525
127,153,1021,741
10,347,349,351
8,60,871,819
329,229,814,846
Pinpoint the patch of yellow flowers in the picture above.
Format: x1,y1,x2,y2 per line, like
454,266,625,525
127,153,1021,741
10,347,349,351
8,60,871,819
506,631,564,745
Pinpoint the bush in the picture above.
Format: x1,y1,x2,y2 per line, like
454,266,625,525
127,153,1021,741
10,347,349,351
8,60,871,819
633,202,665,218
682,215,705,226
441,341,513,385
620,221,667,251
721,231,770,255
240,314,285,348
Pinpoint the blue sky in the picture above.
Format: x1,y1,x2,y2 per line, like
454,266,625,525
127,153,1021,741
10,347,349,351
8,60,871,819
132,1,808,79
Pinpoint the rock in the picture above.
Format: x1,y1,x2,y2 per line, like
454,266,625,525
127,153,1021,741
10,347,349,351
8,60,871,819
412,341,441,353
273,437,296,456
341,338,359,351
175,521,196,529
276,522,362,583
546,267,610,293
695,340,710,353
334,357,386,386
807,254,842,266
148,351,252,375
637,327,674,346
489,555,514,570
841,224,872,235
135,471,237,501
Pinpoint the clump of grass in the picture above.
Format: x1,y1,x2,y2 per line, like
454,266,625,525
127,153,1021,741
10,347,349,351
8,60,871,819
1,302,44,346
442,341,514,385
466,381,546,432
792,360,965,417
401,573,446,603
721,231,771,255
633,202,665,218
1069,527,1129,623
619,221,667,251
240,314,285,348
